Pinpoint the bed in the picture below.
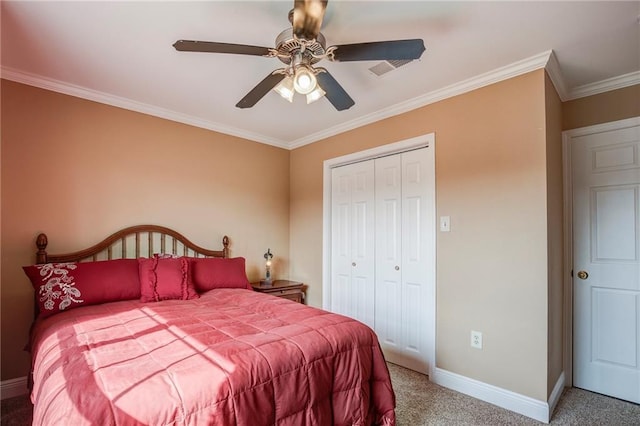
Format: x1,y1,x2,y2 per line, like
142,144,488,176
23,225,396,425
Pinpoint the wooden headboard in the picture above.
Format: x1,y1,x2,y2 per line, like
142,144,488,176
34,224,229,264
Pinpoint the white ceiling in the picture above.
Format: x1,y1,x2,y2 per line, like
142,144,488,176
2,1,639,149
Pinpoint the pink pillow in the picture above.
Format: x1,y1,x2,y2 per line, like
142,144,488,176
138,256,198,302
23,259,141,318
189,257,251,292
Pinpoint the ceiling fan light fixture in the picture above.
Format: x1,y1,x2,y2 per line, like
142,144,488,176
306,86,326,104
174,4,426,111
293,66,317,95
274,76,295,102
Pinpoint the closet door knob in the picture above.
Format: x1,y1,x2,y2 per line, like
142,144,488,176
395,266,400,271
352,262,356,267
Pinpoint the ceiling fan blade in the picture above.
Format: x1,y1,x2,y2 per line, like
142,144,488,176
293,0,328,40
330,39,426,62
316,70,354,111
173,40,272,57
236,72,286,109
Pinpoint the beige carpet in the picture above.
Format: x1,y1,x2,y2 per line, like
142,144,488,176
2,364,639,425
388,362,640,425
0,394,31,426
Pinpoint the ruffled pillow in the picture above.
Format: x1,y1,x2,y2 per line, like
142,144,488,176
138,256,198,302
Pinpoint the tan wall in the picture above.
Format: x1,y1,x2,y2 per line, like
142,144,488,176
3,70,635,400
0,80,291,381
562,84,640,130
545,72,564,396
290,70,550,400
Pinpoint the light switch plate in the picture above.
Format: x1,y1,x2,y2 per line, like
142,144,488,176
440,216,451,232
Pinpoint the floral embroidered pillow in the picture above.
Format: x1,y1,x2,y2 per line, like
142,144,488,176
23,259,141,318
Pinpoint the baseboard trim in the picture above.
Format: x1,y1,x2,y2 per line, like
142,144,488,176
0,377,28,400
432,368,565,423
548,371,566,421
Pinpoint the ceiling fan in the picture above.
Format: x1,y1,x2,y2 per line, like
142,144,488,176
173,0,425,111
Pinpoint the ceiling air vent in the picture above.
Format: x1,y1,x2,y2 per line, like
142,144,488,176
368,59,413,77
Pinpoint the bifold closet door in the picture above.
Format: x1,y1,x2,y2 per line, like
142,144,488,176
375,148,432,374
330,160,375,329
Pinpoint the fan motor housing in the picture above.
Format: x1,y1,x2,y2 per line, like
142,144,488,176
275,28,326,65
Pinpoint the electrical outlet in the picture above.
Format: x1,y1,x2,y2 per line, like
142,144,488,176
471,330,483,349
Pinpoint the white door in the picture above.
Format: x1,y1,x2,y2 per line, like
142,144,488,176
375,148,434,374
331,160,375,329
374,154,404,362
572,119,640,403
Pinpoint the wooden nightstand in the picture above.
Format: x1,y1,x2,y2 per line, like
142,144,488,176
251,280,305,304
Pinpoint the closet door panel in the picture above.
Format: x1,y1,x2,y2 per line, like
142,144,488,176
331,161,375,328
375,155,403,351
377,278,402,348
399,148,433,374
403,280,423,352
333,273,351,317
331,167,352,317
352,162,375,328
403,196,422,262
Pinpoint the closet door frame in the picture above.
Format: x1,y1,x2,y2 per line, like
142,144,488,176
322,133,436,375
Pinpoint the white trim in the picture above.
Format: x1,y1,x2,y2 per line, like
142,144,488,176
545,50,569,101
5,55,637,150
1,377,28,400
291,51,552,148
0,66,289,149
563,116,640,138
322,133,436,375
548,372,566,421
561,116,640,390
543,53,640,103
431,368,564,423
566,71,640,101
562,131,574,387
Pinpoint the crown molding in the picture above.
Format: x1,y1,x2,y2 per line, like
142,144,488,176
544,50,569,101
4,55,637,151
565,70,640,101
289,50,553,148
0,67,289,149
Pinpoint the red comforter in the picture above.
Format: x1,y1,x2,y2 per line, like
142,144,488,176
30,289,395,425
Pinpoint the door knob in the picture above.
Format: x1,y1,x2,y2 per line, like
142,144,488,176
577,270,589,280
352,262,356,267
395,266,400,271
